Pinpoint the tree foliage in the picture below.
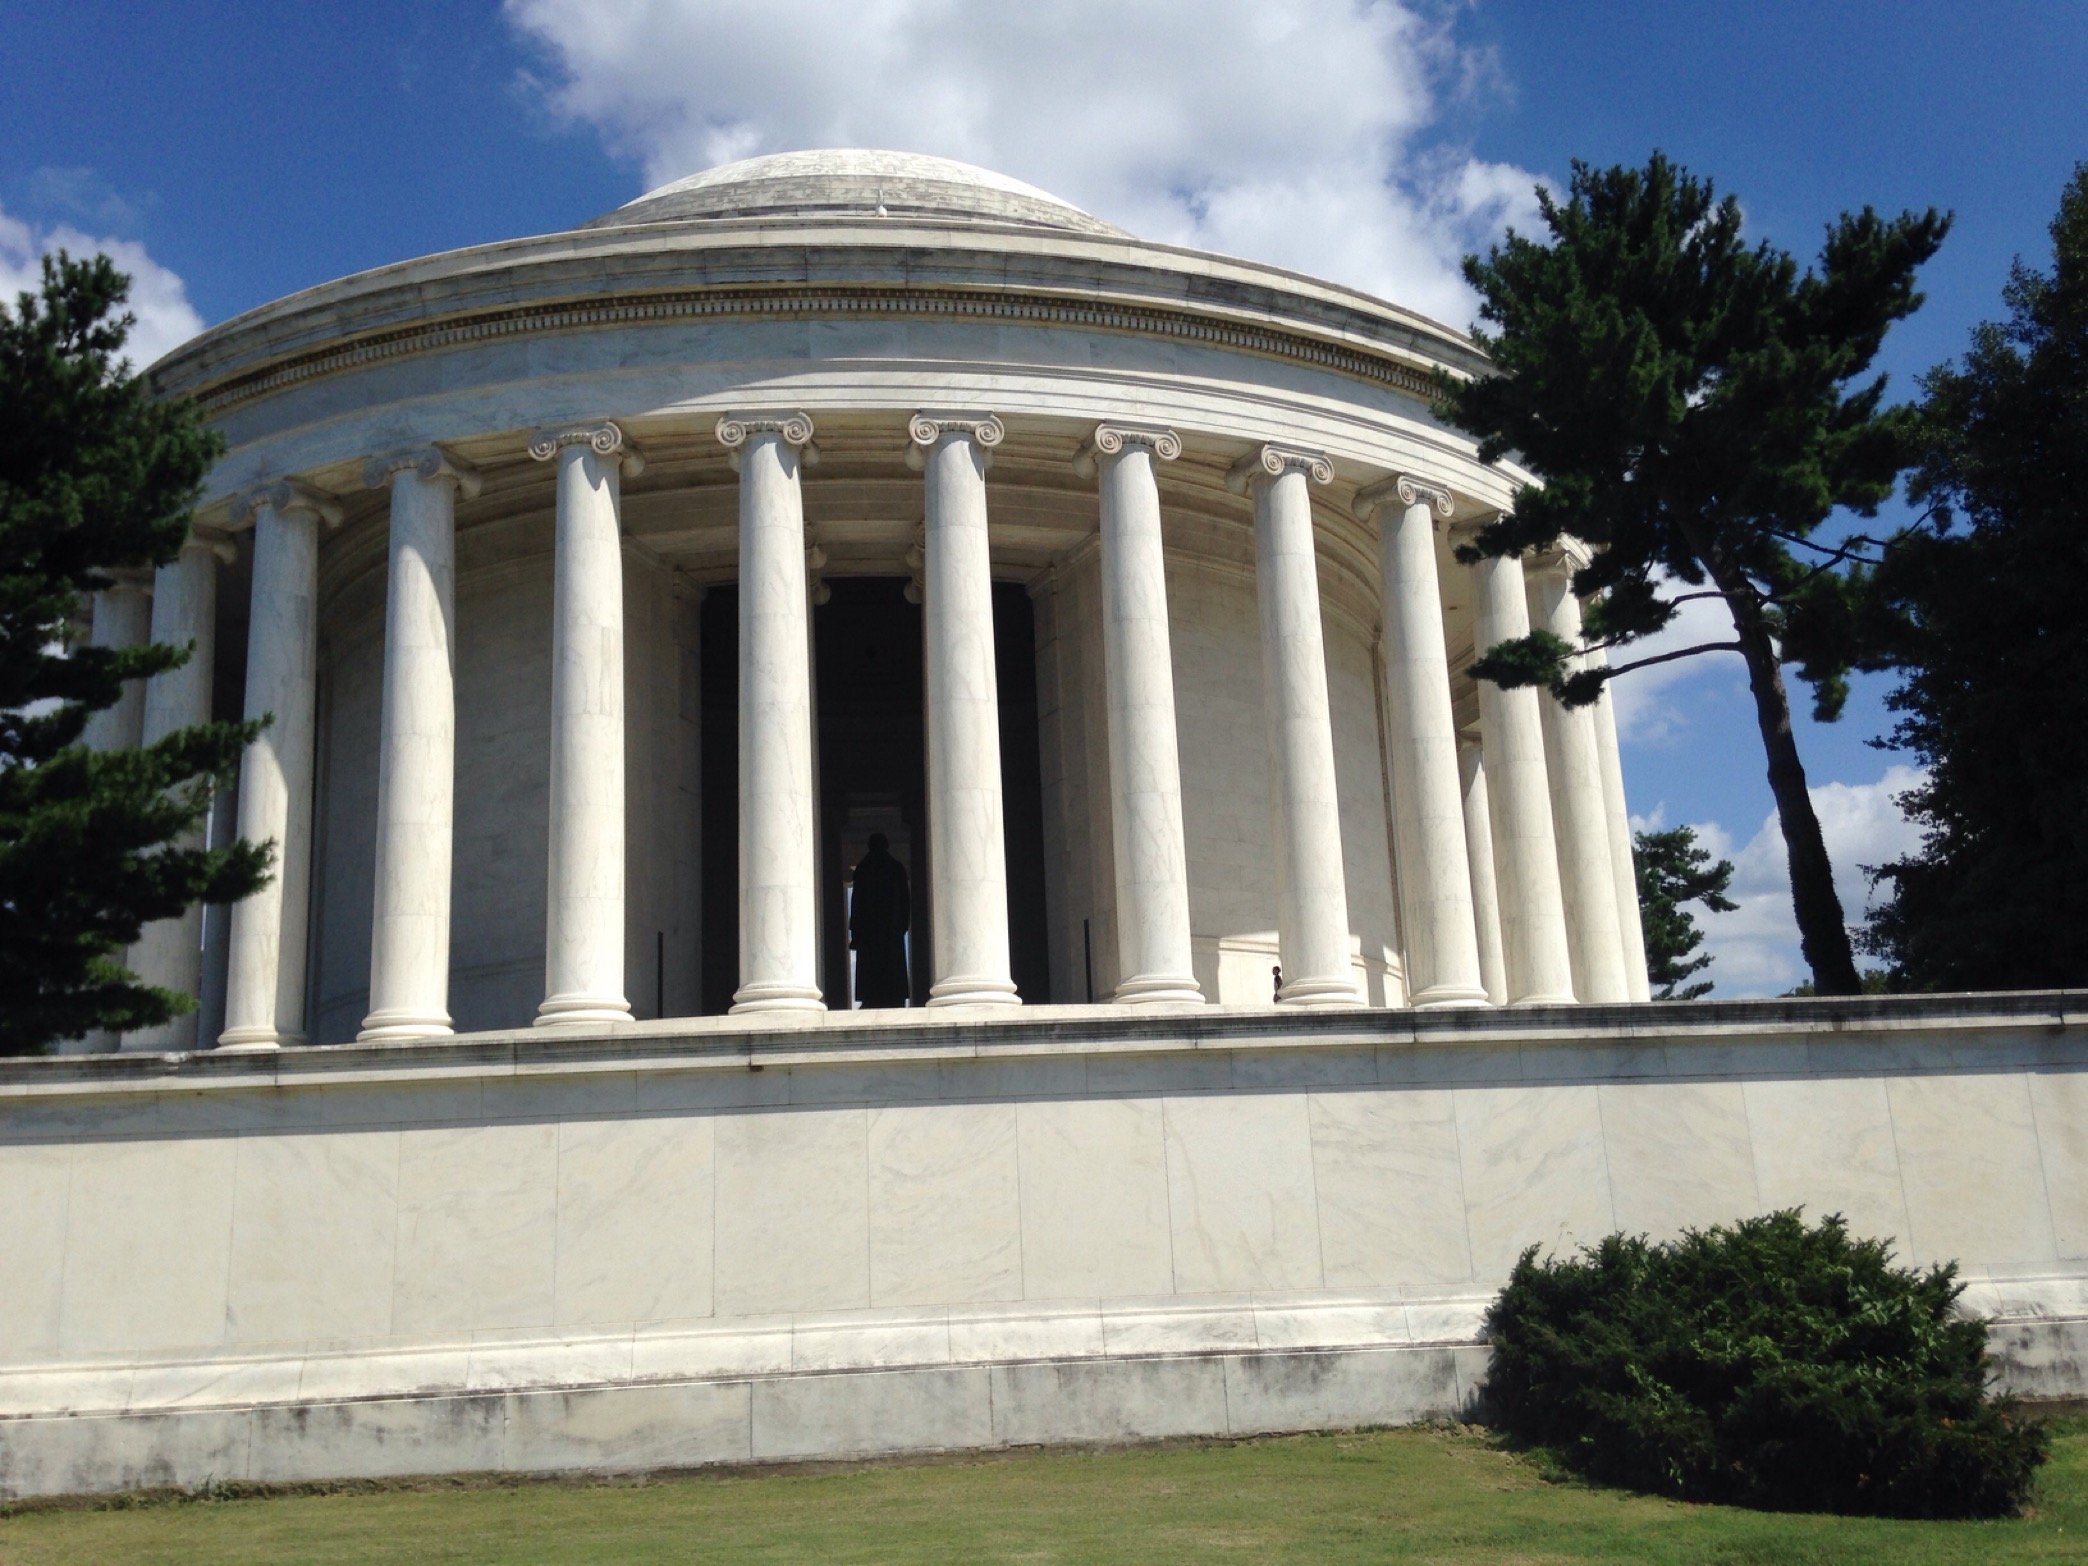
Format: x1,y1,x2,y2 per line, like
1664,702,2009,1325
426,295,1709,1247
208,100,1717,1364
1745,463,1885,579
1484,1210,2048,1518
1632,825,1735,999
1439,154,1948,995
1860,165,2088,990
0,253,269,1053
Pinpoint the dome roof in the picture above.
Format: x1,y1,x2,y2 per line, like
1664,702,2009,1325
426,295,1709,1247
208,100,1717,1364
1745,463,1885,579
587,149,1128,237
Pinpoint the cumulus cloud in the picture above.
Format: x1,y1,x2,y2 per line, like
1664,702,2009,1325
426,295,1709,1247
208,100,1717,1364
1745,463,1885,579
1601,578,1747,746
0,200,204,369
1685,764,1925,996
503,0,1548,326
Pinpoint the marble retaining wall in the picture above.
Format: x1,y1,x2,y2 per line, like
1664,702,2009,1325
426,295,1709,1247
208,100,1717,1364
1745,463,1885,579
1,993,2082,1496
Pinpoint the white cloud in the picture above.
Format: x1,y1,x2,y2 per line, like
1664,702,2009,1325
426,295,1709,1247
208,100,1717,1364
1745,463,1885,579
503,0,1548,326
1603,579,1745,746
1686,764,1925,996
0,203,204,369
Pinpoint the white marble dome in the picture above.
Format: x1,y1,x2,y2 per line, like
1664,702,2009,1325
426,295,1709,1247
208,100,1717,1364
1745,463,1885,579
591,148,1129,236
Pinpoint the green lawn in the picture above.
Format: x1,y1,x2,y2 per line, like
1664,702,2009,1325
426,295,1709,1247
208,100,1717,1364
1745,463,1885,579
3,1423,2081,1565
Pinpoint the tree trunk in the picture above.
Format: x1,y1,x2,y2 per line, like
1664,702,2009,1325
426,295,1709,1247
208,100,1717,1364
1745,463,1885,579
1704,553,1863,996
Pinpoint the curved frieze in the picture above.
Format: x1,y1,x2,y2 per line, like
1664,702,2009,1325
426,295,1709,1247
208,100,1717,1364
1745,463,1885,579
176,288,1448,419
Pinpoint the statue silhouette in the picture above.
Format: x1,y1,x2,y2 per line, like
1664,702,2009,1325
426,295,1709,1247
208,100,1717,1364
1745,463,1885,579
849,833,911,1008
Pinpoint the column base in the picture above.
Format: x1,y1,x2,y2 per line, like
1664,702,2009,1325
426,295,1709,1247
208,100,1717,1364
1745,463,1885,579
729,982,825,1015
534,994,633,1028
1276,976,1366,1008
1509,991,1578,1008
215,1026,300,1052
927,978,1022,1008
357,1009,455,1043
1409,984,1493,1010
1112,974,1205,1005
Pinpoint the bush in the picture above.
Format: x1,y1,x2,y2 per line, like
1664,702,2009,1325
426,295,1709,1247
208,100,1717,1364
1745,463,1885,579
1482,1209,2048,1517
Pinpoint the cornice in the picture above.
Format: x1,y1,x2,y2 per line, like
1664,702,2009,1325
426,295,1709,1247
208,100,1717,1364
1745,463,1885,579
168,284,1451,422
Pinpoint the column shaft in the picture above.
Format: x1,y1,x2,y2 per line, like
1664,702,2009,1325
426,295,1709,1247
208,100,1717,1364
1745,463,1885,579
1471,550,1576,1005
1590,654,1652,1000
1458,739,1509,1006
535,429,633,1026
723,415,823,1013
1528,565,1631,1002
915,415,1019,1006
82,581,152,753
361,453,473,1040
1364,479,1488,1007
1245,449,1358,1006
1089,426,1201,1004
220,487,330,1048
124,540,220,1051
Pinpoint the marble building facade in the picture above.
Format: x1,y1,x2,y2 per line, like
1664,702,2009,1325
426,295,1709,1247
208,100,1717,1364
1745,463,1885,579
84,149,1644,1049
8,152,2081,1496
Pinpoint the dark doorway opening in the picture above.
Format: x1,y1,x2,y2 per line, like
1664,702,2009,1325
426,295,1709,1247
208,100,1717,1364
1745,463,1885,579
697,577,1051,1014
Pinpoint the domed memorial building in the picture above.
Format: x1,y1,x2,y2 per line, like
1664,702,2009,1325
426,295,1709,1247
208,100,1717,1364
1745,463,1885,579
122,148,1646,1045
12,151,2080,1498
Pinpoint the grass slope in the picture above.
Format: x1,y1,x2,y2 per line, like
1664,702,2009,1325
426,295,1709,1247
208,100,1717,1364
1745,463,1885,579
2,1423,2081,1564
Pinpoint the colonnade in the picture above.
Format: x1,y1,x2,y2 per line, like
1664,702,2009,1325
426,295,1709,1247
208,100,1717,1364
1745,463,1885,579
93,413,1649,1050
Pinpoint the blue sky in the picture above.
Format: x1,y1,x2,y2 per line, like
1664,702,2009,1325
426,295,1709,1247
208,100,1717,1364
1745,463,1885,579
4,1,2081,992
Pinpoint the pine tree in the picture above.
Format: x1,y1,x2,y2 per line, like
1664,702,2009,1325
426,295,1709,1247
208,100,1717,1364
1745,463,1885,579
1632,825,1736,1000
1439,154,1948,995
0,253,270,1054
1860,166,2088,990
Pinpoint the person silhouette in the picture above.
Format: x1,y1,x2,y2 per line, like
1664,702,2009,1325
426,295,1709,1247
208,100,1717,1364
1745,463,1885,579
849,833,911,1008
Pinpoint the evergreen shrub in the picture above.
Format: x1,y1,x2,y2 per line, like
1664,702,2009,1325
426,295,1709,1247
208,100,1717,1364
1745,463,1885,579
1482,1209,2047,1517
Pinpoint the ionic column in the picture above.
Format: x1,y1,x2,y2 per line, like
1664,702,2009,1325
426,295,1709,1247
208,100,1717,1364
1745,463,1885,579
717,413,824,1014
1458,738,1509,1006
1232,443,1359,1007
358,447,478,1041
1356,476,1488,1008
1076,424,1201,1004
529,423,641,1027
910,413,1020,1007
81,576,153,753
1590,650,1652,1000
1526,557,1631,1003
220,481,339,1049
123,535,231,1051
1469,546,1576,1005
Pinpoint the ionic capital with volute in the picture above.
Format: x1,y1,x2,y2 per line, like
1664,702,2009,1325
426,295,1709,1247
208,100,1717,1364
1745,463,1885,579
529,420,645,477
1353,472,1455,525
363,443,483,498
1072,422,1181,477
715,411,817,472
1226,442,1333,493
229,477,344,532
906,411,1005,471
1530,535,1597,577
182,528,239,568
